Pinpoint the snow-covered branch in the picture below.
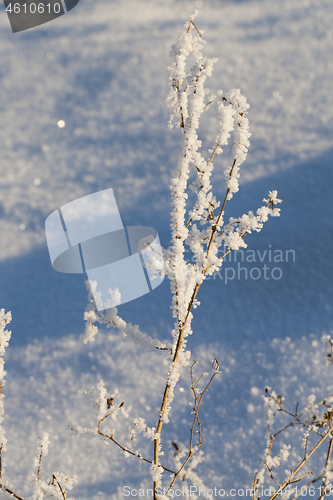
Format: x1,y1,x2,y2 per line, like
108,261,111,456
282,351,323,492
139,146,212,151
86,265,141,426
253,372,333,500
83,281,171,352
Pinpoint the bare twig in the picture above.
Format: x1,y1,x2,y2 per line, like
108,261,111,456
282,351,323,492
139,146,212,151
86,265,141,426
166,359,220,493
267,425,333,500
0,384,3,488
0,485,26,500
186,143,222,229
187,20,201,37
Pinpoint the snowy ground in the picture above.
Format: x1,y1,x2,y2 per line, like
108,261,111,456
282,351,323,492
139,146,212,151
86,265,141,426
0,0,332,497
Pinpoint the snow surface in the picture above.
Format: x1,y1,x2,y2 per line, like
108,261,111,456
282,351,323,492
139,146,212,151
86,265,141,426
0,0,332,497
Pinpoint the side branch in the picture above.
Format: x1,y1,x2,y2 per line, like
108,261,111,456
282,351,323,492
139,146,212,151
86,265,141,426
96,429,176,475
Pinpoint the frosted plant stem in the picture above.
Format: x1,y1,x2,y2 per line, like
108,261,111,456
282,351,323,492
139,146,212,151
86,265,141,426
95,413,176,474
186,143,222,229
37,451,42,480
0,366,3,488
153,193,273,499
268,425,333,500
153,283,202,498
187,20,201,36
0,430,2,487
205,199,274,274
318,437,333,500
165,361,219,494
153,149,235,497
153,327,192,496
0,485,25,499
97,428,175,474
82,13,280,496
52,475,67,500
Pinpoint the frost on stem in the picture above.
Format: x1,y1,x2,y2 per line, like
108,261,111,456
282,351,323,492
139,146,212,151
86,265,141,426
89,380,128,424
34,432,50,476
150,463,164,484
72,379,132,457
127,417,158,445
171,443,212,500
0,309,11,384
164,11,282,336
253,370,333,500
1,309,75,500
79,11,282,498
83,281,171,352
28,469,78,500
0,308,11,485
164,361,220,499
160,10,281,448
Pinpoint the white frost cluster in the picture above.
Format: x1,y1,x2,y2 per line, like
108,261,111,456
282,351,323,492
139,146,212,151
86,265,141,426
139,235,165,282
162,349,192,425
262,388,279,428
89,381,127,422
91,380,108,422
33,431,50,469
52,471,78,492
219,89,251,200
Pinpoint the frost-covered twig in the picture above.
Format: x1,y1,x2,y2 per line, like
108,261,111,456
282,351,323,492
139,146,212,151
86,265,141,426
0,485,25,499
78,10,281,498
253,380,333,500
318,437,333,500
84,281,171,352
165,359,220,494
0,308,76,500
169,443,212,500
0,310,25,500
0,308,11,489
152,13,281,497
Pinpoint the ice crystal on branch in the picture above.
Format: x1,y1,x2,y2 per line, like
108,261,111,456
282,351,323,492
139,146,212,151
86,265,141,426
0,309,11,389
